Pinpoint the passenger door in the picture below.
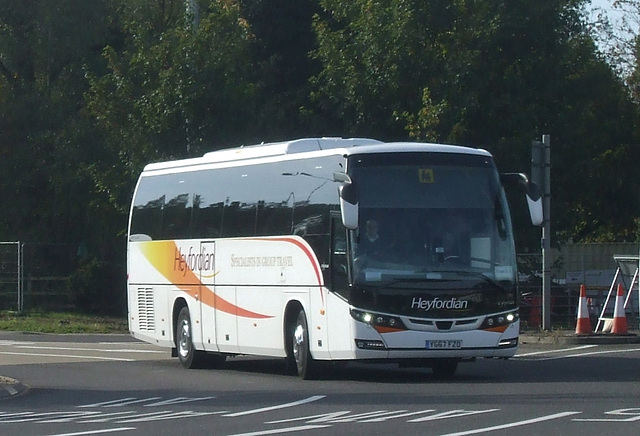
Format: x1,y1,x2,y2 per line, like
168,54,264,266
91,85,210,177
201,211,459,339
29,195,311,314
330,213,349,297
198,241,222,352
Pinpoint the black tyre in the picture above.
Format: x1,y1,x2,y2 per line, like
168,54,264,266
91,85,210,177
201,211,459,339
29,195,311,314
291,308,318,380
176,306,205,369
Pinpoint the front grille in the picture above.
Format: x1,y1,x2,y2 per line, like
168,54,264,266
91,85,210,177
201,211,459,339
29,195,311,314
436,321,453,330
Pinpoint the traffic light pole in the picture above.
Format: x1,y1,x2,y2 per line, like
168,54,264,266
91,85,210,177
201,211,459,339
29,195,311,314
541,135,551,330
532,135,551,330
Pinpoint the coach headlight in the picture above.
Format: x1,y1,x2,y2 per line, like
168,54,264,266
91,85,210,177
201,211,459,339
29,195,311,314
480,310,519,331
350,308,407,331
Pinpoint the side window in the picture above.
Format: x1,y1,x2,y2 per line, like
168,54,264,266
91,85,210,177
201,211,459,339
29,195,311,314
192,198,223,238
222,201,256,237
162,193,192,239
130,176,164,240
256,200,294,236
130,199,163,240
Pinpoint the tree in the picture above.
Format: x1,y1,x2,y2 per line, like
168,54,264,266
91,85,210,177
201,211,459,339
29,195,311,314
238,0,322,140
0,0,112,243
86,0,256,161
311,0,444,139
84,0,258,236
311,0,640,246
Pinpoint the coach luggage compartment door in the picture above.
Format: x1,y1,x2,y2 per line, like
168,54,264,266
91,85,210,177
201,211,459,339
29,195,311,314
198,241,222,352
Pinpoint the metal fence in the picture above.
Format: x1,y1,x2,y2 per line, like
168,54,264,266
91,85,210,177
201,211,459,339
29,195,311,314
1,239,638,329
518,252,578,330
518,247,640,331
23,242,80,311
0,242,79,312
0,242,23,311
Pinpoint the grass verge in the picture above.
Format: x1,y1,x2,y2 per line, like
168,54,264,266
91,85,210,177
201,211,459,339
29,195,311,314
0,311,128,334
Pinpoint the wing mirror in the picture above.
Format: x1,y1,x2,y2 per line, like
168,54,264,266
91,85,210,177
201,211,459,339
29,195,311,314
501,173,543,226
334,172,359,229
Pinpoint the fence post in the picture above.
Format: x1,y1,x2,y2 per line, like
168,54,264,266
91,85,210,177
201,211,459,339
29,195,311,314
18,242,23,312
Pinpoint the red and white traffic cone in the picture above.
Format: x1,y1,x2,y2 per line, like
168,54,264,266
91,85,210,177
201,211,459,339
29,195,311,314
575,284,592,335
611,283,628,335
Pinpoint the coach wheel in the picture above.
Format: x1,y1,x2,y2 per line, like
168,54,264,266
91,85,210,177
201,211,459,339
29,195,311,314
176,306,204,369
291,308,318,380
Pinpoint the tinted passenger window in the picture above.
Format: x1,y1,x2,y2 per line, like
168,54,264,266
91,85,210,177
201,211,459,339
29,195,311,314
130,195,163,240
162,193,192,239
130,154,344,242
192,197,223,238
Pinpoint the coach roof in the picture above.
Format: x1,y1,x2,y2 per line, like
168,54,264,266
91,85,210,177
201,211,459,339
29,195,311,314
142,137,491,172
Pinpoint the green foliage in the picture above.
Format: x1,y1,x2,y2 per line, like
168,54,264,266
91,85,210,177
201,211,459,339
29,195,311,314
86,0,256,162
311,0,640,246
239,0,322,140
311,0,433,138
0,0,113,243
399,88,447,142
68,257,127,316
1,0,640,316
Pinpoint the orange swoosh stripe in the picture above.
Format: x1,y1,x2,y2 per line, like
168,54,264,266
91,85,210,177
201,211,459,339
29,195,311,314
139,241,272,319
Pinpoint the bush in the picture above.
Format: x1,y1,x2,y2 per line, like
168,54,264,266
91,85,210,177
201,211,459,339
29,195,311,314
68,257,126,316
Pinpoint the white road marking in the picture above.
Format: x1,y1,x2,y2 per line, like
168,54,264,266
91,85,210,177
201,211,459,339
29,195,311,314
0,411,33,418
79,398,139,408
515,345,596,357
574,407,640,422
360,409,438,422
0,411,99,423
434,411,582,436
222,396,326,417
0,340,36,346
43,428,135,436
308,409,438,424
327,410,395,422
0,351,134,362
79,396,216,408
116,410,217,423
0,407,221,425
533,347,640,361
408,409,500,422
40,412,102,423
226,424,332,436
14,345,163,354
103,397,162,407
267,411,352,424
146,396,216,406
78,411,139,423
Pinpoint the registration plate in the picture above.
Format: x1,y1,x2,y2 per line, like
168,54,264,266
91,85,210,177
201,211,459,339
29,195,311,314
426,340,462,350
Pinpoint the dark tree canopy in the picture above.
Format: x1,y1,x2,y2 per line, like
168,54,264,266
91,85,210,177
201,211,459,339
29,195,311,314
1,0,639,313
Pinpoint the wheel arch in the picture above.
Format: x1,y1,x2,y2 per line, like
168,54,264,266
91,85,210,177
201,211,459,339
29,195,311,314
283,299,306,360
172,297,189,349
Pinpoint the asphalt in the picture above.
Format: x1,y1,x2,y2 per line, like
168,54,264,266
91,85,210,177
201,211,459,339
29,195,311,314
1,330,637,400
